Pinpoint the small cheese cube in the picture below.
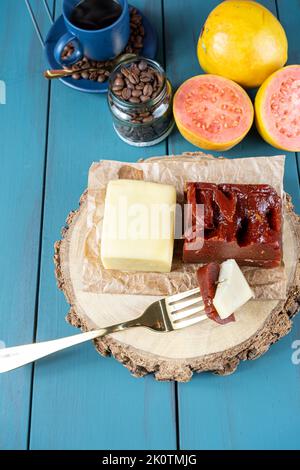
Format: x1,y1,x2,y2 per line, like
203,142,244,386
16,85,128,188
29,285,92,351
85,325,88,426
101,179,176,273
213,259,254,319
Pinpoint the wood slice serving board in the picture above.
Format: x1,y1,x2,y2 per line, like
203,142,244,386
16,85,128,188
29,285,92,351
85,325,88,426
54,155,300,382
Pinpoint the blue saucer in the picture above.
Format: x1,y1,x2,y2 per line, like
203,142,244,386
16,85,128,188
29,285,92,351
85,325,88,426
45,8,158,94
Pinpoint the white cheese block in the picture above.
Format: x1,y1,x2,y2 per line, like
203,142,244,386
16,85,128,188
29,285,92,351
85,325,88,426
101,179,176,273
213,259,254,319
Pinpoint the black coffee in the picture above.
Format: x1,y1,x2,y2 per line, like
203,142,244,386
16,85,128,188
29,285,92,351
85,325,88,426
70,0,122,30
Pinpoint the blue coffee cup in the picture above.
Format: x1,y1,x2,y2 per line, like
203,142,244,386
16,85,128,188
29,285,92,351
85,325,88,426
54,0,130,66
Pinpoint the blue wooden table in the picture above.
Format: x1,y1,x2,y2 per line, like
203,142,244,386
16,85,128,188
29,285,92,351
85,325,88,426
0,0,299,450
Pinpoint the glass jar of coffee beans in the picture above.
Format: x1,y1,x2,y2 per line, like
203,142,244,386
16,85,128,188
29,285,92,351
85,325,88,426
108,58,174,146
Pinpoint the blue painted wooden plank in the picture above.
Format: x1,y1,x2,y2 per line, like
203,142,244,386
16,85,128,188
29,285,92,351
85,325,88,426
277,0,300,64
178,330,300,450
0,0,54,450
29,0,176,450
164,0,300,450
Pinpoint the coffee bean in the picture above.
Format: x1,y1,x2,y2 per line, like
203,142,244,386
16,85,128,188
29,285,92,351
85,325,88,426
140,95,150,103
132,89,142,98
142,116,153,123
128,72,139,85
139,112,151,118
135,35,143,45
122,88,132,100
156,72,164,87
130,63,140,75
138,60,147,71
121,67,130,79
129,97,141,104
62,44,75,60
81,71,89,80
143,84,153,96
125,79,134,90
98,75,106,83
89,72,98,81
114,77,125,88
113,86,123,92
132,14,142,25
140,74,152,83
76,60,84,68
72,73,81,80
131,116,143,123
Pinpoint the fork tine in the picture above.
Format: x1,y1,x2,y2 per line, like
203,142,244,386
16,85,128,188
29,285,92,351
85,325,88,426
171,305,205,321
173,314,207,330
167,287,201,304
168,296,203,313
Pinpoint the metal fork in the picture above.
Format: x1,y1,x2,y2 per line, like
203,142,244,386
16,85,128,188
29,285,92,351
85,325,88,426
0,288,205,373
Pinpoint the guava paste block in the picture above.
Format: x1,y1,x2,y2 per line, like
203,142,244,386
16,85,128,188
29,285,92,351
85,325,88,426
184,182,282,268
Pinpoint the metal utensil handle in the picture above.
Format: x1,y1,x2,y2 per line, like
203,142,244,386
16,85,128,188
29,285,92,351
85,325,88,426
0,330,105,373
25,0,54,48
0,318,140,373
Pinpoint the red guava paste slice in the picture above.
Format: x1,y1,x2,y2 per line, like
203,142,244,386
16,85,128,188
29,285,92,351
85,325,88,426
197,262,235,325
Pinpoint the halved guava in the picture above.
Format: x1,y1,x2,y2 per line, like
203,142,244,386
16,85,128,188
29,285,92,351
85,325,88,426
173,75,254,151
255,65,300,152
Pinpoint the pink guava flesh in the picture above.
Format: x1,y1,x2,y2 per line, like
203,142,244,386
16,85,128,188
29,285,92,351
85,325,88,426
174,75,253,145
262,66,300,151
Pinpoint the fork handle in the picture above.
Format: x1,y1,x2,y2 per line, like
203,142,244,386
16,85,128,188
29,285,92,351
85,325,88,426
0,319,139,373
